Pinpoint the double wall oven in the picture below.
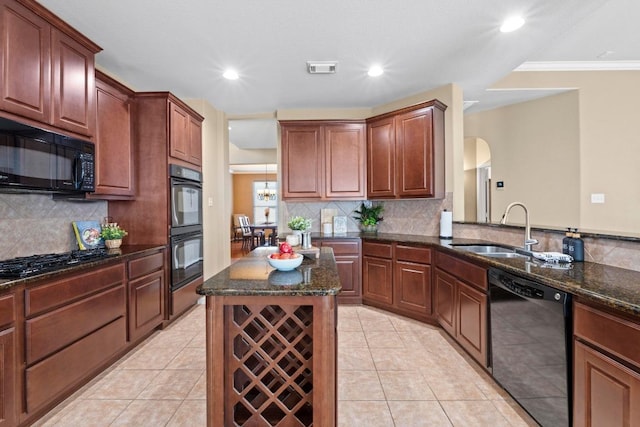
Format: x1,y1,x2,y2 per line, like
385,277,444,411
169,164,203,291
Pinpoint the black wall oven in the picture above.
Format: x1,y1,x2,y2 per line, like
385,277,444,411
170,231,203,291
169,164,203,291
170,164,202,235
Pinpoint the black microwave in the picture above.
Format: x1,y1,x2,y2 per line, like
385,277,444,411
0,118,95,193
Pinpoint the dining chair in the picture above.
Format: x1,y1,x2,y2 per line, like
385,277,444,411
239,216,262,251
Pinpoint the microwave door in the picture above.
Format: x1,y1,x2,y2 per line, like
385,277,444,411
0,134,54,189
54,144,79,191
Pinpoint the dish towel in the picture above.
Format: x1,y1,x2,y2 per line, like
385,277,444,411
531,251,573,263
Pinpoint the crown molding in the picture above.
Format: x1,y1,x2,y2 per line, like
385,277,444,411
516,61,640,72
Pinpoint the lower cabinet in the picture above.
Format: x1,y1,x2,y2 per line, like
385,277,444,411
24,262,127,414
320,239,362,304
0,292,16,427
362,241,433,322
573,301,640,426
434,251,488,367
127,250,165,342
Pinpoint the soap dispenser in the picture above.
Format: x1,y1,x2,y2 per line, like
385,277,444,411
572,229,584,262
562,228,573,255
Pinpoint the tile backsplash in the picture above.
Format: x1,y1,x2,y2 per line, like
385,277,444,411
0,193,107,260
282,193,453,235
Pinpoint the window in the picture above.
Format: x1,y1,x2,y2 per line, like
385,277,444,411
253,181,277,223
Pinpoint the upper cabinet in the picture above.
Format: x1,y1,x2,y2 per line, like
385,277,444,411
280,121,366,201
92,70,135,199
169,100,202,167
367,100,446,199
0,0,101,138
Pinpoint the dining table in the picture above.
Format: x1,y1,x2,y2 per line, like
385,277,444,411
249,222,278,249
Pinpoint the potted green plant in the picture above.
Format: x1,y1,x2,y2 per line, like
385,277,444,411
100,224,128,249
286,216,312,247
353,202,384,233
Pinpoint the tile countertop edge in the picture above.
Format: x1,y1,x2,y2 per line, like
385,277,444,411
337,232,640,317
0,244,167,292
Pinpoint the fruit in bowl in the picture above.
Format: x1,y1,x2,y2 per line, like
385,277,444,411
268,251,303,271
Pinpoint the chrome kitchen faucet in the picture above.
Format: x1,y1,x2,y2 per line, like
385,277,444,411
500,202,539,252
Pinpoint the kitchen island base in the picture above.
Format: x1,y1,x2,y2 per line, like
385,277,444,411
206,294,337,427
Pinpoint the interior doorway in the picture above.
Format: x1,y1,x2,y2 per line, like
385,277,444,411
463,137,491,222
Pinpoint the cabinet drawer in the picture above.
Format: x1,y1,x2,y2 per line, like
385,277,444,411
320,240,360,255
574,302,640,367
26,263,125,316
396,245,431,264
26,285,126,364
0,293,15,328
25,317,126,413
435,251,487,291
128,251,164,280
363,241,393,259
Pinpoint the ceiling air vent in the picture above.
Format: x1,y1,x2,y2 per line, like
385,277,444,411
307,61,337,74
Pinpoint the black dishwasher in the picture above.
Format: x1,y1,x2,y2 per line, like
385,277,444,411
488,268,572,427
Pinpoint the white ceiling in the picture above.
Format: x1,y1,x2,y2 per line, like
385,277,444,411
40,0,640,151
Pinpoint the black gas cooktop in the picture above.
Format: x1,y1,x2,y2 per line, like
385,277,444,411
0,248,115,279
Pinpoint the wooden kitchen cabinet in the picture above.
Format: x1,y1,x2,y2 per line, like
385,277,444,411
127,250,166,342
0,293,16,427
434,250,488,366
394,245,432,320
362,242,394,306
280,121,366,200
169,100,203,166
367,100,446,199
92,70,135,199
24,262,127,414
320,239,362,304
573,301,640,426
362,241,433,322
0,0,100,138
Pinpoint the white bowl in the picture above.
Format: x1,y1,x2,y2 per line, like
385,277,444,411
267,253,303,271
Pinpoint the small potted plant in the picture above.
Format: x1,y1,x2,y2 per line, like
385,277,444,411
100,223,128,249
353,202,384,233
286,216,312,247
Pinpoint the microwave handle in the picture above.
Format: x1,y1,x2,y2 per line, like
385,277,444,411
73,154,85,190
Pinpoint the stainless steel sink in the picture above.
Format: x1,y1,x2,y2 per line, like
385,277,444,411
449,244,530,258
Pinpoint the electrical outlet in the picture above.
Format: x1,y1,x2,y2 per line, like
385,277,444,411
208,197,214,207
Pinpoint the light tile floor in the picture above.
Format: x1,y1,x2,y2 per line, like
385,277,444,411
36,304,537,426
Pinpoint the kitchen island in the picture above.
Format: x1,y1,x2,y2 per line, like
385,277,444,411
197,247,341,427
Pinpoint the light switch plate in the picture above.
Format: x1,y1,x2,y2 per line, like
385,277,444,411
591,193,605,204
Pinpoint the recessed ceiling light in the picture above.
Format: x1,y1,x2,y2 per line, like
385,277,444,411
500,16,525,33
368,65,384,77
223,69,239,80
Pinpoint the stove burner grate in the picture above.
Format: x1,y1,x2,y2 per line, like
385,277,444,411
0,248,113,279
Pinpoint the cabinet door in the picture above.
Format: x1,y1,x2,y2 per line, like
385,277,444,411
367,116,395,198
574,340,640,427
325,123,365,199
457,280,487,366
281,124,323,199
129,270,164,342
169,101,190,162
434,269,456,337
188,115,202,166
94,76,134,198
334,255,361,303
394,261,432,317
0,0,51,123
51,28,95,137
362,256,393,306
0,328,15,427
395,107,434,197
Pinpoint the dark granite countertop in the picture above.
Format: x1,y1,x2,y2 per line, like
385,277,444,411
197,246,341,297
354,233,640,317
0,244,165,292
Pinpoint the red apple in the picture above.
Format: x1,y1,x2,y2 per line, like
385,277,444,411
279,242,293,254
